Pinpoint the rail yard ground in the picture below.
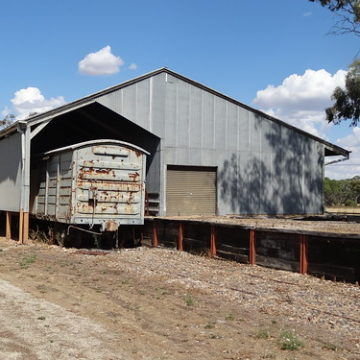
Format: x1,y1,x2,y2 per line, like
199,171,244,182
0,236,359,360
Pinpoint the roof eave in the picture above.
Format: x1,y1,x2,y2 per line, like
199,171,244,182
0,67,351,157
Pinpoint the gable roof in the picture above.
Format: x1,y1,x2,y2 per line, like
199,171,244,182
0,67,349,157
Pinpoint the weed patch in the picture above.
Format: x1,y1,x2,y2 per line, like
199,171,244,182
19,255,36,269
184,294,194,306
256,329,270,339
279,330,303,351
225,313,235,321
204,321,216,329
322,342,337,351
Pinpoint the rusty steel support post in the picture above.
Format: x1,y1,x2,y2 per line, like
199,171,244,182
178,222,184,251
210,225,217,257
249,229,256,265
152,221,158,247
5,212,12,240
299,234,309,274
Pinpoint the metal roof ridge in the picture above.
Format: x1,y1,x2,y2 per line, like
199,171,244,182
0,67,351,156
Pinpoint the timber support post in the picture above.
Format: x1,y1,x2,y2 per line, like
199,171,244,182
249,229,256,265
18,211,29,244
19,210,24,244
210,225,217,257
299,234,309,274
5,211,12,240
23,212,29,244
178,222,184,251
152,221,158,247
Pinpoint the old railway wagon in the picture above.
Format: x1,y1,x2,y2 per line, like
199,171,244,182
30,140,148,237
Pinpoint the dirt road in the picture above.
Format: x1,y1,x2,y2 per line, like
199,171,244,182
0,237,359,360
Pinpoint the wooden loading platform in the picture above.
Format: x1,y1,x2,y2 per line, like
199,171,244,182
144,215,360,283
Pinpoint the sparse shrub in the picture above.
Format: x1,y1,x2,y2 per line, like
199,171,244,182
323,342,337,351
204,321,216,329
225,313,235,321
256,329,270,339
279,330,303,351
184,294,194,306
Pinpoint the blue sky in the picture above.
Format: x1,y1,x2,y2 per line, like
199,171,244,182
1,0,359,178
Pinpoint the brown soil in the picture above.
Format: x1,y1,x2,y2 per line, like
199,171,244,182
0,237,359,360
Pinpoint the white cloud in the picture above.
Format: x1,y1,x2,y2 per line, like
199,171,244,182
11,87,66,120
303,11,312,17
78,46,124,75
253,68,346,137
325,127,360,179
253,68,360,179
128,63,138,71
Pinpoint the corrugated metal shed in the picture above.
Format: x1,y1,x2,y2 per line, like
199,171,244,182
0,68,351,240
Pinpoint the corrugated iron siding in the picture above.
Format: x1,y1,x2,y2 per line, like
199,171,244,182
0,133,22,212
96,72,324,216
166,166,216,216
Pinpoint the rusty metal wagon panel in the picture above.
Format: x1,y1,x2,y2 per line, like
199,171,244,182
30,140,148,230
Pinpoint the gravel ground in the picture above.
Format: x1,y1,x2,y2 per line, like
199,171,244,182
102,246,360,344
1,237,359,359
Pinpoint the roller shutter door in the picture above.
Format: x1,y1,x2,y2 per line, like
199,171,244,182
166,166,217,216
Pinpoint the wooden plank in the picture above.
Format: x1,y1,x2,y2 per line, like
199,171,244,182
144,217,360,240
178,223,184,251
249,229,256,265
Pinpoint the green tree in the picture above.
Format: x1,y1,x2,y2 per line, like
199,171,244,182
0,113,15,129
324,176,360,206
325,59,360,126
309,1,360,125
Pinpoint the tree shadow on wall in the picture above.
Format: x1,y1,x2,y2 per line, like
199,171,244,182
218,114,323,215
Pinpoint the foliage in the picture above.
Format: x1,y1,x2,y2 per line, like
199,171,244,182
184,294,194,306
0,113,16,129
279,330,303,351
309,0,360,36
324,176,360,206
326,59,360,125
309,2,360,125
256,329,270,339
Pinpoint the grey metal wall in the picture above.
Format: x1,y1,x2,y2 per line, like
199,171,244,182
0,132,22,212
97,72,324,216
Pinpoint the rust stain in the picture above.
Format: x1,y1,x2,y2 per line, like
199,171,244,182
79,167,112,179
128,172,140,181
